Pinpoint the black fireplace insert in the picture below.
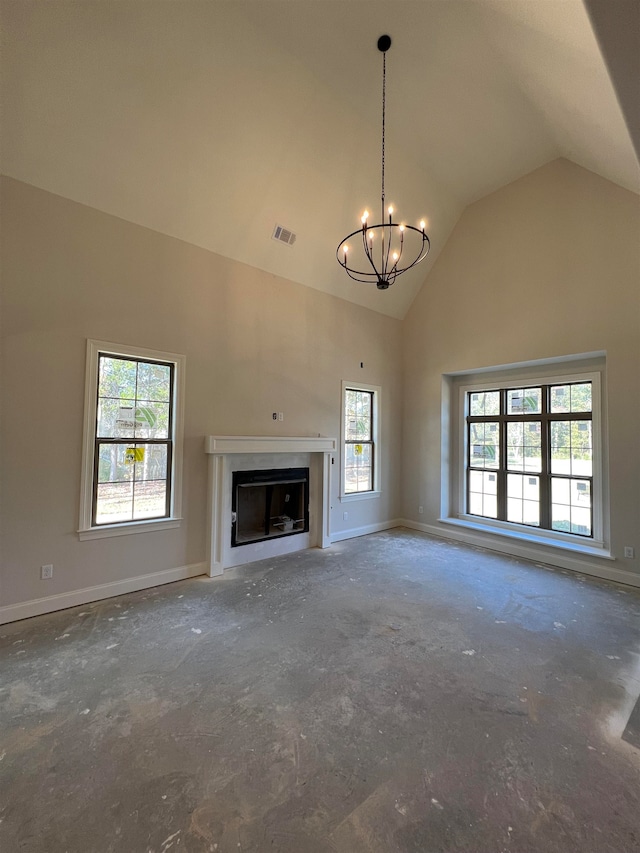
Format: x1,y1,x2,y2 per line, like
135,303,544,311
231,467,309,547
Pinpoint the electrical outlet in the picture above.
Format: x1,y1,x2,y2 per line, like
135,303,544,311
418,506,423,514
41,564,53,579
272,412,277,420
343,511,348,521
278,412,283,421
624,546,635,559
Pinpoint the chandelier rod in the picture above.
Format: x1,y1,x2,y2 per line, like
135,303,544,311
381,46,386,223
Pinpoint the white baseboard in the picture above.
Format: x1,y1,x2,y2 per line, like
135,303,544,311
330,518,403,544
0,562,207,625
401,519,640,589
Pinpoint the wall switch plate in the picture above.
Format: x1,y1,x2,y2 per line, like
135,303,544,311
624,546,635,559
419,506,423,514
41,564,53,579
343,511,348,521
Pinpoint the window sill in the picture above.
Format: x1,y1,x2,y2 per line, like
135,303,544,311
339,491,381,503
439,515,613,560
78,518,182,541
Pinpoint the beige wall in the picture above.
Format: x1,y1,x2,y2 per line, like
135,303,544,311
0,177,403,610
2,158,639,615
402,159,640,577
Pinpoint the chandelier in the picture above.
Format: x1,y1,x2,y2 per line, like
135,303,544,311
336,35,430,290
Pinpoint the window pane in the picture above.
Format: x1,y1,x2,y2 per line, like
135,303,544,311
469,492,483,515
524,445,542,472
345,390,372,441
468,471,498,519
507,421,541,473
571,421,592,477
507,474,539,527
344,442,372,493
134,444,168,482
507,422,524,471
469,422,499,469
97,398,136,438
550,421,570,475
469,470,483,493
550,383,592,414
523,500,540,526
524,421,542,472
570,383,592,413
550,385,570,413
551,420,592,476
133,401,170,440
97,444,134,484
483,495,498,518
96,444,169,522
551,478,591,536
98,357,137,400
469,391,500,416
96,481,134,524
507,497,523,524
133,480,168,520
507,387,541,415
136,361,172,402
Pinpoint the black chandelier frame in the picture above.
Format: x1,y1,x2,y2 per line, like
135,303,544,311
336,35,430,290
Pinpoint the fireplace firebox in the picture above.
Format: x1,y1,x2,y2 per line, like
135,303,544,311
231,467,309,547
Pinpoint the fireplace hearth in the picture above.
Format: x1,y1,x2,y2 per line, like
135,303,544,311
232,467,309,547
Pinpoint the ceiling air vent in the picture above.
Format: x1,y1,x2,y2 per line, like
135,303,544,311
272,224,297,247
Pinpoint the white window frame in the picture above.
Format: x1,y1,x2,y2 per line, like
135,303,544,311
441,355,610,558
78,340,185,540
340,380,381,502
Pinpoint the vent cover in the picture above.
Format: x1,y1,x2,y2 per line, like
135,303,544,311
272,224,297,246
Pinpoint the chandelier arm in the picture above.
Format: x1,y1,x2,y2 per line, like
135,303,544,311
390,241,401,274
383,214,395,276
394,230,404,270
362,226,383,279
336,224,429,281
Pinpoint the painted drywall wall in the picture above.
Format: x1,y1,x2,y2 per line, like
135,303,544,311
402,158,640,576
0,177,403,611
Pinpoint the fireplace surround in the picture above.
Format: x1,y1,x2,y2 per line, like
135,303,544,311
205,436,336,575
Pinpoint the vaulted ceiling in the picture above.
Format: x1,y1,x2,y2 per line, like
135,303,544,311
2,1,638,318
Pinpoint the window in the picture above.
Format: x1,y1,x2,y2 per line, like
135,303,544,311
341,382,380,497
467,382,594,536
445,358,608,554
79,341,185,539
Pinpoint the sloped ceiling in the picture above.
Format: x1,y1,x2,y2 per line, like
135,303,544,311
2,0,638,319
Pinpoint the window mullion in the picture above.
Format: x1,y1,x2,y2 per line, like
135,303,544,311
497,391,507,521
540,388,551,530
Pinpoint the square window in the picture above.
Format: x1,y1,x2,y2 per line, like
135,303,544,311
463,374,597,542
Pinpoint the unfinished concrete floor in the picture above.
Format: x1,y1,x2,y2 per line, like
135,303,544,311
1,529,640,853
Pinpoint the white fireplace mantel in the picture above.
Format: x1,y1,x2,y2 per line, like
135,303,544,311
205,435,336,576
205,435,336,455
